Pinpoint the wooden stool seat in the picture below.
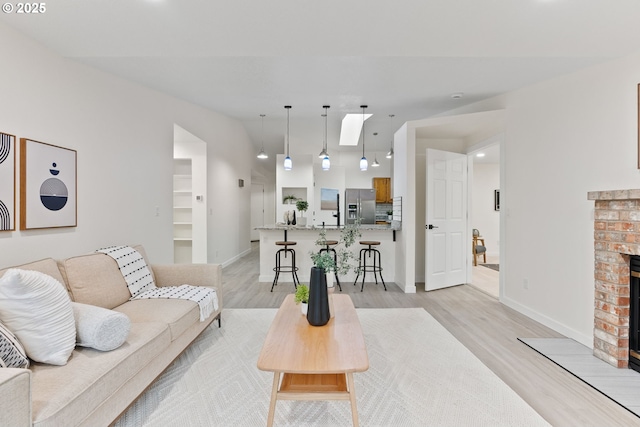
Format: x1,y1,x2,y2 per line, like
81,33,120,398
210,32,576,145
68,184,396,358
359,241,380,246
276,241,297,246
324,240,339,246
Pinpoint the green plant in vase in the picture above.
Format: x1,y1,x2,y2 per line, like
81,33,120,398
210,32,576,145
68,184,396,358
294,284,310,315
283,194,297,204
294,284,309,304
310,250,336,273
295,200,309,226
310,222,361,277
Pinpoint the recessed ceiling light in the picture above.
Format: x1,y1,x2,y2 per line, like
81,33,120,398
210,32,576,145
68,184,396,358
476,153,485,158
451,92,464,99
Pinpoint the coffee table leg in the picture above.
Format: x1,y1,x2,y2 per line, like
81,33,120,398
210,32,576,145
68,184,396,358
267,372,281,427
346,373,359,427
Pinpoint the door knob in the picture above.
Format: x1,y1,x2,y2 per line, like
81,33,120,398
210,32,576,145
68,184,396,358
426,224,439,230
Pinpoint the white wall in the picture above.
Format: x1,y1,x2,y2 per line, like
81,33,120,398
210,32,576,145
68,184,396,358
471,163,500,257
0,23,253,267
439,50,640,347
393,123,416,292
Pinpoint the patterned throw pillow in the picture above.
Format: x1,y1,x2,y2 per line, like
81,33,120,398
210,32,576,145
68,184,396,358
0,322,29,368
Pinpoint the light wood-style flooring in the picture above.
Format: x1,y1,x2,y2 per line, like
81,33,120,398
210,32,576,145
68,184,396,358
471,254,499,297
223,243,639,426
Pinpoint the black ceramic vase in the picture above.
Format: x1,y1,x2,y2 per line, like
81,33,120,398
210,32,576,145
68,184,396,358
292,210,297,225
307,267,330,326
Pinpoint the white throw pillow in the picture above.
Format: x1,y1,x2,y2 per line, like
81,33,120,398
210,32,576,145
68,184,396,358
0,269,76,365
71,302,131,351
0,322,29,368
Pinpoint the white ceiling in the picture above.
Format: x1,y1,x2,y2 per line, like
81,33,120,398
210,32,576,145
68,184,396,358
3,0,640,169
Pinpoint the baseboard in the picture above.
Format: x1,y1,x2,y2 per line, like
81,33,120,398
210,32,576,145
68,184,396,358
501,296,592,348
221,248,252,269
397,280,417,293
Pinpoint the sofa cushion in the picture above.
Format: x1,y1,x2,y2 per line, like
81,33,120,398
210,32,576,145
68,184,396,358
30,321,170,427
0,269,76,365
0,321,29,368
0,258,66,290
71,302,131,351
62,254,132,309
61,245,154,309
113,298,199,341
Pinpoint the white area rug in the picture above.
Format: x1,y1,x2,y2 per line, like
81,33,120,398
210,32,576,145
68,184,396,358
115,308,550,427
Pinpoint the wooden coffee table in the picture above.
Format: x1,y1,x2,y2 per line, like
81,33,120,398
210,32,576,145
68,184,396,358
257,294,369,427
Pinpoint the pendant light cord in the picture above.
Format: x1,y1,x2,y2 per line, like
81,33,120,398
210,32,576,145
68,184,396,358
323,106,328,152
285,106,291,156
361,105,367,158
260,114,265,151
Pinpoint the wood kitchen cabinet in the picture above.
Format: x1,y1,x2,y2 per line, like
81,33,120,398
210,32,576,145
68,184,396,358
372,177,392,203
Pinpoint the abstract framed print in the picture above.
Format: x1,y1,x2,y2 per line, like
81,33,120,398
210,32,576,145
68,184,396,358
0,132,16,231
20,138,77,230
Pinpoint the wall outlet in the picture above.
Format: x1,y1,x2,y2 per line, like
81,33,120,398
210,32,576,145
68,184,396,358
523,278,529,290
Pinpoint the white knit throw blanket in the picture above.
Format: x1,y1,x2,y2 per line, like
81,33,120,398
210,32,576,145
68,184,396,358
96,246,218,321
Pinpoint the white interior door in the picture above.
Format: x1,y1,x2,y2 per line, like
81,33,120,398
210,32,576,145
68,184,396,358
425,149,468,291
251,183,265,241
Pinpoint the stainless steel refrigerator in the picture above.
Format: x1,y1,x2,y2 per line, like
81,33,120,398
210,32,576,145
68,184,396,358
345,188,376,225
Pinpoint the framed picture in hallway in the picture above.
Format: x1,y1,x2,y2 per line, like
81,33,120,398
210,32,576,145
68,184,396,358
20,138,77,230
0,132,16,231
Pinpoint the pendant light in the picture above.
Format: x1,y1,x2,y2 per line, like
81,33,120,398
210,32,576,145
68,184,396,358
256,114,268,159
320,105,330,171
359,105,368,171
371,132,380,167
283,106,292,171
386,114,395,159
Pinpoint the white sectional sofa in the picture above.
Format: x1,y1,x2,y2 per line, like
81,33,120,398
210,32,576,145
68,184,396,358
0,245,222,427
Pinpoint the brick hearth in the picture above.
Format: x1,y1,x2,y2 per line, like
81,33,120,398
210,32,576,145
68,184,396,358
587,189,640,368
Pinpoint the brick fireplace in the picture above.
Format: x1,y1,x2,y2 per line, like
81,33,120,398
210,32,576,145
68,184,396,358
587,189,640,368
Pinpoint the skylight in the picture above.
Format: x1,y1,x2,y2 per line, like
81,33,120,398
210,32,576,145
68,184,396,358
339,113,372,146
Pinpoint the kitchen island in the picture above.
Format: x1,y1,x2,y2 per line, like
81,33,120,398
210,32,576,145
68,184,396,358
256,222,400,285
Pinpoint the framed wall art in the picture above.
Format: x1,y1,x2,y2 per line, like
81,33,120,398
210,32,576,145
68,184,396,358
0,132,16,231
20,138,77,230
320,188,339,210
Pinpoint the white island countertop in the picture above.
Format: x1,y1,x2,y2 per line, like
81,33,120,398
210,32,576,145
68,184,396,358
256,221,401,231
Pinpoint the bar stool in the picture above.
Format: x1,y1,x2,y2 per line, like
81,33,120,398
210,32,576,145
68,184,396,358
318,239,342,291
271,241,300,292
354,240,387,292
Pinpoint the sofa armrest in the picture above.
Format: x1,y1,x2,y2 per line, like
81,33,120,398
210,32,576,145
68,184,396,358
0,368,31,426
150,263,223,310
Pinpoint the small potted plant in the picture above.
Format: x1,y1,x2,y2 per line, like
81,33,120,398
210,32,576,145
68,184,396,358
387,210,393,222
294,284,309,315
283,194,297,204
296,200,309,226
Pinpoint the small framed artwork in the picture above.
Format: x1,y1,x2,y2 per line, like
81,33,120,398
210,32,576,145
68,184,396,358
20,138,77,230
0,132,16,231
320,188,339,210
494,189,500,211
